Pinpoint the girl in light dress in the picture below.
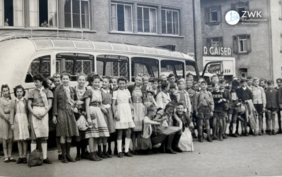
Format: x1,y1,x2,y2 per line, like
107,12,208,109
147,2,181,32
84,74,110,161
10,85,30,164
112,77,135,158
0,85,16,163
128,75,146,154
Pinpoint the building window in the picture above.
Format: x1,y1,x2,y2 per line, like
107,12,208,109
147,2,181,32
205,6,221,25
137,6,157,33
233,34,251,54
231,2,249,20
206,37,223,55
161,9,179,35
111,3,132,32
64,0,89,29
29,0,57,27
0,0,24,27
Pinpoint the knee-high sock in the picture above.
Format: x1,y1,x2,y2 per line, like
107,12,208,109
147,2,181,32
41,143,47,159
117,140,122,153
125,138,131,153
31,143,37,152
232,123,236,134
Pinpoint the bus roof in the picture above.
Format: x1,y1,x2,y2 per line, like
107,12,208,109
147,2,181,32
28,38,194,61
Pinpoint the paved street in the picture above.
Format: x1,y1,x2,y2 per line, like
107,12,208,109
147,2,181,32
0,134,281,177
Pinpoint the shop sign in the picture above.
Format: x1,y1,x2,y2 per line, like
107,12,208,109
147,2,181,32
203,46,232,56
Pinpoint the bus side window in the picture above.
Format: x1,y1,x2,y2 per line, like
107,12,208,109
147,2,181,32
97,55,129,79
131,57,159,82
25,55,51,83
56,53,94,81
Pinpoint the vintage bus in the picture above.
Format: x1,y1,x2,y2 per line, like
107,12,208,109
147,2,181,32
0,38,200,92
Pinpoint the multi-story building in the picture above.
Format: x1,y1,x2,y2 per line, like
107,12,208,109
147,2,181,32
0,0,202,63
200,0,282,81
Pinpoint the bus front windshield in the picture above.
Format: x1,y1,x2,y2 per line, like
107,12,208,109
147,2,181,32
161,60,184,79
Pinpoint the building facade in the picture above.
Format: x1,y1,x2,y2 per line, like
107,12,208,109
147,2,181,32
0,0,202,60
200,0,282,81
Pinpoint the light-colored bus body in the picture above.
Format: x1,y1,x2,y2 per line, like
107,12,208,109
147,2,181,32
0,38,196,95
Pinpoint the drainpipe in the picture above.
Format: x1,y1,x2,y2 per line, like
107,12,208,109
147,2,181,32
267,0,273,80
192,0,200,81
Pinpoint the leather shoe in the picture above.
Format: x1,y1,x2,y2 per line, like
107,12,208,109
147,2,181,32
166,149,177,154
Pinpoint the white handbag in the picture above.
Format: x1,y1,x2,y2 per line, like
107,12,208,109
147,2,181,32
76,115,88,131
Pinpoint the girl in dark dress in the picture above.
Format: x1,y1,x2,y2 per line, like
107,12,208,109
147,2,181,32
53,72,79,163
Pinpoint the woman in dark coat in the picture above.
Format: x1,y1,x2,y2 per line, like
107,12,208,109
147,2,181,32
53,72,79,163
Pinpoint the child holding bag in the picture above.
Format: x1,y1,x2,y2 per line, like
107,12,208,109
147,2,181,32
10,85,30,164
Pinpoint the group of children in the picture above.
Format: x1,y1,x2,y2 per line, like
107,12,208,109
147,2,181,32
0,71,281,165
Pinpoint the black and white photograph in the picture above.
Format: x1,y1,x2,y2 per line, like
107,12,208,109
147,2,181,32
0,0,281,176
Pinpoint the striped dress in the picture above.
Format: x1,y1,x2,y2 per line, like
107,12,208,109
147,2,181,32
83,88,109,138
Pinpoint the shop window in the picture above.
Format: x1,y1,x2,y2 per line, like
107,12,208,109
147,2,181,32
29,0,57,27
239,68,248,78
233,34,251,54
111,3,132,32
64,0,89,29
205,6,221,25
137,6,157,33
97,55,129,79
161,9,179,35
25,56,51,83
0,0,24,27
56,53,94,81
231,2,249,20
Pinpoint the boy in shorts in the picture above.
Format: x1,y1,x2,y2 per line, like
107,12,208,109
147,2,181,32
265,81,279,135
195,81,214,142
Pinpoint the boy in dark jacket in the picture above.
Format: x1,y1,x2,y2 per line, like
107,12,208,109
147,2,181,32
211,82,227,141
265,81,279,135
236,79,253,136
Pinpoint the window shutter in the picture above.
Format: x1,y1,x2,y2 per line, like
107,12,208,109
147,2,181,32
48,0,57,27
29,0,39,27
14,0,24,27
233,36,238,54
246,34,252,53
218,37,223,47
244,2,249,11
231,4,236,11
205,7,210,24
217,6,221,23
206,38,211,54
